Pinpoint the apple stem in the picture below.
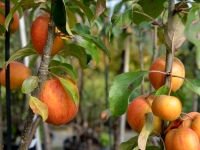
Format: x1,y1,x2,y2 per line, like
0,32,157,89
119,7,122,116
19,1,56,150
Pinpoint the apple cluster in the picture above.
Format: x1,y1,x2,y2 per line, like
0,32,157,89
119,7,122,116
127,55,200,149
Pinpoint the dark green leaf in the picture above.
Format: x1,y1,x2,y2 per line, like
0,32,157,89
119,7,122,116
185,8,200,69
71,23,110,57
133,0,165,25
0,24,6,35
21,76,39,94
138,113,154,150
164,12,186,52
4,47,38,67
52,0,72,35
118,136,139,150
109,71,147,118
185,79,200,95
58,77,79,106
146,146,161,150
72,0,93,25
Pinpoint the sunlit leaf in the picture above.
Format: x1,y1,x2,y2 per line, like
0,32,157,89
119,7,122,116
118,136,138,150
71,35,99,65
155,85,169,96
29,96,48,121
185,8,200,69
164,12,186,52
109,71,147,118
4,47,38,67
58,77,79,106
138,113,154,150
71,23,110,57
34,0,45,3
21,76,39,94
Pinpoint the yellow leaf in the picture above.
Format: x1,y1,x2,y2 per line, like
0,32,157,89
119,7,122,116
29,96,48,121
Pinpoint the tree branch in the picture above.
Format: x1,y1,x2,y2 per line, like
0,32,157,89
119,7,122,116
19,1,56,149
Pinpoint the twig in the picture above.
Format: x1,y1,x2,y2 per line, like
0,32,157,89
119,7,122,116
134,11,163,27
19,1,56,149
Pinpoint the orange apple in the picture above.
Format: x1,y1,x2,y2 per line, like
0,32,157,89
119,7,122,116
39,77,79,125
0,61,31,90
151,95,182,121
30,13,64,56
127,94,162,135
149,56,185,91
165,127,200,150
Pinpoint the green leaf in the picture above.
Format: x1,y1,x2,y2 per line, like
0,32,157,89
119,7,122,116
64,43,88,69
146,146,161,150
94,0,106,19
185,8,200,69
72,0,93,25
52,0,72,35
0,24,6,35
138,112,154,150
58,77,79,106
106,8,132,38
4,47,38,67
118,136,139,150
49,63,78,82
21,76,39,94
71,23,110,57
29,96,48,121
164,12,186,52
185,79,200,95
133,0,165,25
49,60,62,75
109,71,147,118
155,85,169,96
5,0,26,30
71,35,99,65
20,0,41,10
66,7,77,28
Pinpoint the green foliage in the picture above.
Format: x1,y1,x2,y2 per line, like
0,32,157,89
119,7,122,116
109,71,147,118
21,76,39,94
185,79,200,96
118,136,138,150
58,77,79,106
185,8,200,69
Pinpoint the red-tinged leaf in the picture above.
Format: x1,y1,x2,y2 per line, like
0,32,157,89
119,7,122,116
138,112,154,150
94,0,106,19
29,96,48,121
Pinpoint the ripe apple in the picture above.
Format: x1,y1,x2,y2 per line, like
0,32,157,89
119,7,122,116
30,13,64,56
151,95,182,121
39,77,79,125
0,61,31,90
165,127,200,150
126,94,162,135
149,56,185,91
0,3,19,34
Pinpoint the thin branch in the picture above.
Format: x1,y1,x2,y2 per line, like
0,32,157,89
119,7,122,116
134,11,163,27
19,1,56,149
